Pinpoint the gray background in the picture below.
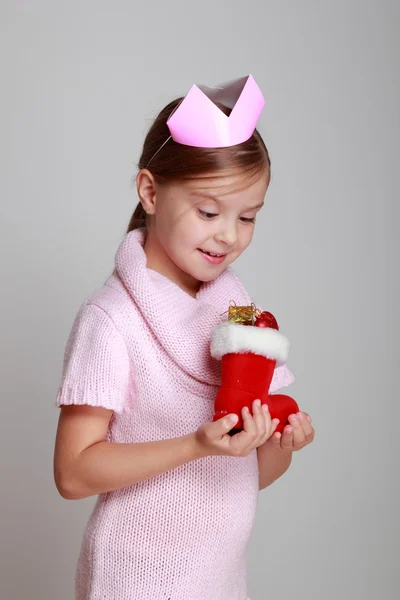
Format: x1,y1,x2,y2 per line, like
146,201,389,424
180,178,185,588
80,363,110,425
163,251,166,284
1,1,398,599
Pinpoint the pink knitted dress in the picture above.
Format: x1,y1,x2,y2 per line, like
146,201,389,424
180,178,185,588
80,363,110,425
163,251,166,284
56,228,294,600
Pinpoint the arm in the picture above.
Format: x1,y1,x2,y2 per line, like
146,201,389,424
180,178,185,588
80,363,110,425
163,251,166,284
257,411,315,490
257,443,293,491
53,405,205,500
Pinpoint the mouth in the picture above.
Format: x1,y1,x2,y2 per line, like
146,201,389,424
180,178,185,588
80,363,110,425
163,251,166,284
197,248,227,265
199,249,225,258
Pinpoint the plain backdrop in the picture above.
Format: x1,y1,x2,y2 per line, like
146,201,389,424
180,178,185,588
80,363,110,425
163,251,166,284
1,1,398,599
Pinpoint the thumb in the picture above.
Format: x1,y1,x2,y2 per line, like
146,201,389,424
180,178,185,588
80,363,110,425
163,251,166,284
216,413,239,434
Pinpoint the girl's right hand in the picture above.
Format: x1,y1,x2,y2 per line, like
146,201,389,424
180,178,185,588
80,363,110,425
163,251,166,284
194,399,279,458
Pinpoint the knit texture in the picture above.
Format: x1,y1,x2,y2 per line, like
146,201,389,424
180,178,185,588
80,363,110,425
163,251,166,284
56,228,295,600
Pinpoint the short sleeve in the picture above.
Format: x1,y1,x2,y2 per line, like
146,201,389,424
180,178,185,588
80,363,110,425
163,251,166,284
269,363,295,394
56,302,131,414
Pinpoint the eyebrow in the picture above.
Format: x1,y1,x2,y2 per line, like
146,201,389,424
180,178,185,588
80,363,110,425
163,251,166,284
191,193,264,211
245,201,265,211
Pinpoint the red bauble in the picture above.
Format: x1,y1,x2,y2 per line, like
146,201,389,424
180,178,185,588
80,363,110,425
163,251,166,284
254,319,268,328
255,311,279,330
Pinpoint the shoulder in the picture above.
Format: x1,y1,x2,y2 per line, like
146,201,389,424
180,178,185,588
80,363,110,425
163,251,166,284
63,273,138,351
82,273,137,331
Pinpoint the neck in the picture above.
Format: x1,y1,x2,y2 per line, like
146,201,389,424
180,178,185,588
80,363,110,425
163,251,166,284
142,227,201,298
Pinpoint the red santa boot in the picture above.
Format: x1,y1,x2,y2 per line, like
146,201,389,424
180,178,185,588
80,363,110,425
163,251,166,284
211,310,299,436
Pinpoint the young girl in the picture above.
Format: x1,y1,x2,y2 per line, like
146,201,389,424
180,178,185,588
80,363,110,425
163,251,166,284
53,75,314,600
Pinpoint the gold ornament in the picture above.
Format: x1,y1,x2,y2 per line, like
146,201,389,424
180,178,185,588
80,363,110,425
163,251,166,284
220,302,261,325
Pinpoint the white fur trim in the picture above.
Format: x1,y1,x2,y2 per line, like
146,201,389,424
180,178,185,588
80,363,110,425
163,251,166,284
210,321,290,364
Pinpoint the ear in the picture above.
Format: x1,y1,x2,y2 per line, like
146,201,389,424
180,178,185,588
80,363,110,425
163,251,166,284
136,169,157,215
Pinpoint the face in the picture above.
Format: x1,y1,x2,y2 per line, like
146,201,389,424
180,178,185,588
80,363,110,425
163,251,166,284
138,169,269,295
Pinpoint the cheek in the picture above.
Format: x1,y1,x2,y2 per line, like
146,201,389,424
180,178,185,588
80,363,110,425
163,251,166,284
173,213,205,244
237,226,255,251
157,206,194,241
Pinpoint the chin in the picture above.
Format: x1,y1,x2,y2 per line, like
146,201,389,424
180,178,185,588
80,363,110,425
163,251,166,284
178,256,228,284
195,268,226,283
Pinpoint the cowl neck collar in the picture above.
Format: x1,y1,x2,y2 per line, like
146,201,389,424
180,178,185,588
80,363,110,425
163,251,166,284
114,228,249,386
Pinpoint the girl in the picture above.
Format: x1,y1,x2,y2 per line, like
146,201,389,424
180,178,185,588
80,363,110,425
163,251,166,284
53,75,314,600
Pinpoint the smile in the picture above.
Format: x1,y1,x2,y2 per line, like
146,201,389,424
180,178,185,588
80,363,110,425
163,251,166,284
198,249,227,265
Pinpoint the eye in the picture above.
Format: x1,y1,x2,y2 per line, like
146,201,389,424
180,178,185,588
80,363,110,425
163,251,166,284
240,217,256,224
198,209,218,219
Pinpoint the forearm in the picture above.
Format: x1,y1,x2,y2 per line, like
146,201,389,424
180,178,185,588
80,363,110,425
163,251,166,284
257,443,293,490
61,434,205,500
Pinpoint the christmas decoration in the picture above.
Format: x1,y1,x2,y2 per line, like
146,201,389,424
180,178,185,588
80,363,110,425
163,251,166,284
211,304,299,435
255,311,279,330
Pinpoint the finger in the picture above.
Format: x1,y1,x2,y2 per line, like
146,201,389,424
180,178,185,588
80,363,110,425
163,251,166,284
271,418,280,435
253,399,267,441
218,413,240,437
280,425,294,450
302,412,312,423
261,417,280,445
261,410,279,445
244,403,262,452
297,412,315,441
243,405,257,436
230,405,256,453
270,431,282,444
288,414,306,447
260,404,272,443
292,425,306,449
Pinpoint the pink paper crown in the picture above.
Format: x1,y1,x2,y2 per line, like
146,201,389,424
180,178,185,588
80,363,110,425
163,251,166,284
167,74,265,148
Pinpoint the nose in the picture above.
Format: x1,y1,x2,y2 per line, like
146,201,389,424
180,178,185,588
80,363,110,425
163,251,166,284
214,220,237,247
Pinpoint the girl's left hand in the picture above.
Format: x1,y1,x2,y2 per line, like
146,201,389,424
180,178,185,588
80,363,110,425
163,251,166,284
267,411,315,452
